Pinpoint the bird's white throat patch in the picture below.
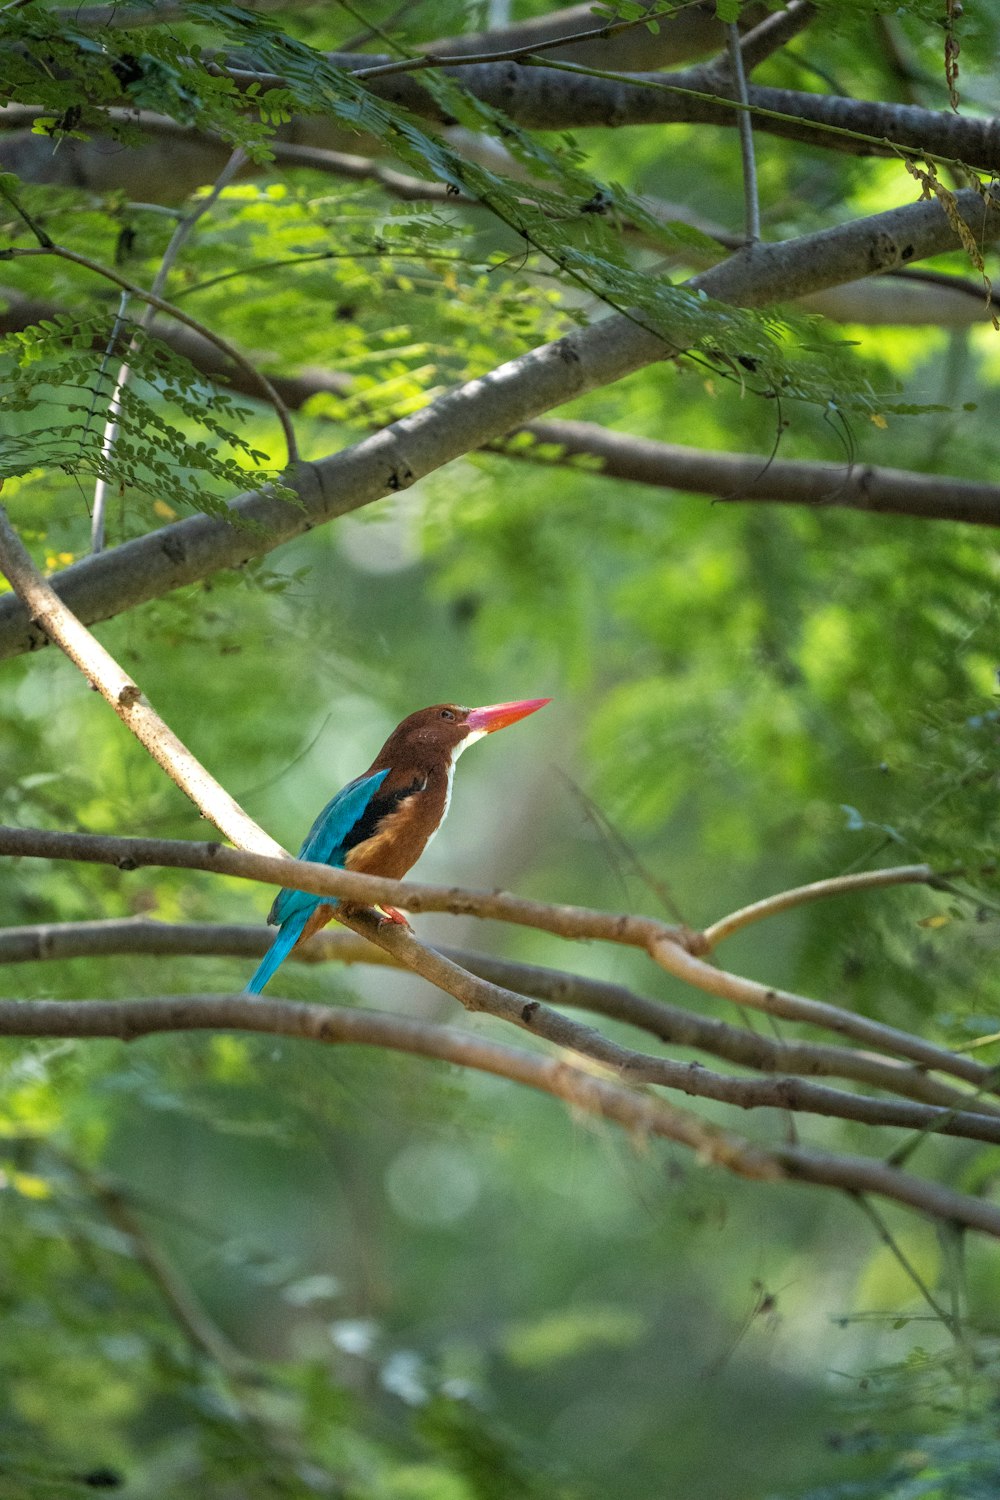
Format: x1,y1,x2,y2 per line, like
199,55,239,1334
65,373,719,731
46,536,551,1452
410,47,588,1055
454,726,487,760
432,728,487,848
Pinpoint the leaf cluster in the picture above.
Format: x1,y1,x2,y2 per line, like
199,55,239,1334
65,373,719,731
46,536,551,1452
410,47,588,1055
0,314,277,512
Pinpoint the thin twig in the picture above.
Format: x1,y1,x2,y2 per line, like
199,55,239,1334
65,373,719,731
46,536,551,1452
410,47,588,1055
350,0,695,78
851,1193,957,1336
702,865,940,948
91,149,246,554
0,518,286,857
726,20,760,244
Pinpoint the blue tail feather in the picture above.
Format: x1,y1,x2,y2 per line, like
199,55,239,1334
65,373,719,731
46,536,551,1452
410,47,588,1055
246,907,313,994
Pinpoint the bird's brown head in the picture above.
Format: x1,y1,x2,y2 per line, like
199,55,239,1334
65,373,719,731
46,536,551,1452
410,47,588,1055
374,698,550,768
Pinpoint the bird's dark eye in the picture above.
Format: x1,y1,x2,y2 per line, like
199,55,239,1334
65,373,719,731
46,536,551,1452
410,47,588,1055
440,708,456,721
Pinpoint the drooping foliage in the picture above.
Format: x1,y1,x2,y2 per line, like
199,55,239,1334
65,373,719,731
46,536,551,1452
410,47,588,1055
2,0,1000,1495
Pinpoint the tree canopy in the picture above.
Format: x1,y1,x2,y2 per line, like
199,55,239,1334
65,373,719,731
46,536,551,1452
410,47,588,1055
2,0,1000,1495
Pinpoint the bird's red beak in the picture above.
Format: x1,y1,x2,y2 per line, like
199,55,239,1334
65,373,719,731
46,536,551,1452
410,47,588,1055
465,697,551,734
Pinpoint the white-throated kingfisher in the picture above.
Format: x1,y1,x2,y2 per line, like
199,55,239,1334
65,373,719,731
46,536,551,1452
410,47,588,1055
246,697,550,994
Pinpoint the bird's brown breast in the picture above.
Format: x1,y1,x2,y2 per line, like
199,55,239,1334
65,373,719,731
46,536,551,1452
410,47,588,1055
344,766,450,880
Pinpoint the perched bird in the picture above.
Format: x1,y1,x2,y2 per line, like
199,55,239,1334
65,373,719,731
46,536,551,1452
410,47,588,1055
246,697,550,994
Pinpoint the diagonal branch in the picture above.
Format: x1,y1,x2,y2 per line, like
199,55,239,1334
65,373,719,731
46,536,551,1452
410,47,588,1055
5,991,1000,1236
0,187,995,662
649,935,991,1087
702,865,942,948
0,992,781,1181
0,510,286,858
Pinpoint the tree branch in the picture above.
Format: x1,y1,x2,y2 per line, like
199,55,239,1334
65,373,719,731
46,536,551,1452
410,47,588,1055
224,50,1000,170
702,865,941,948
506,422,1000,527
0,821,684,948
5,991,1000,1236
0,514,287,858
649,935,990,1088
0,992,781,1181
0,824,990,1098
0,188,994,661
0,915,993,1118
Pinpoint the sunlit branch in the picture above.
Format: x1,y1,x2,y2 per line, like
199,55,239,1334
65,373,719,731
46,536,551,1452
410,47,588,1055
0,523,287,860
0,187,994,665
3,993,1000,1236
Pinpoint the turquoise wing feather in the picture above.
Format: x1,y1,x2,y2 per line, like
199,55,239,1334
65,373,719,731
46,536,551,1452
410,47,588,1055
247,768,390,994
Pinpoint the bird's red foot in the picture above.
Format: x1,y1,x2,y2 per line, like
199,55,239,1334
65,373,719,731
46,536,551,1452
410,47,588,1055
375,904,410,927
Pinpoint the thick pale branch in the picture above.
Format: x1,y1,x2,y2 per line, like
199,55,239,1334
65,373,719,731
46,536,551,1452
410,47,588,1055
5,290,998,528
0,515,285,859
3,992,1000,1235
0,188,995,661
227,51,1000,170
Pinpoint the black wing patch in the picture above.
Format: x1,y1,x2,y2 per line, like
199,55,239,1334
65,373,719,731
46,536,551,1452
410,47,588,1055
344,774,426,852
